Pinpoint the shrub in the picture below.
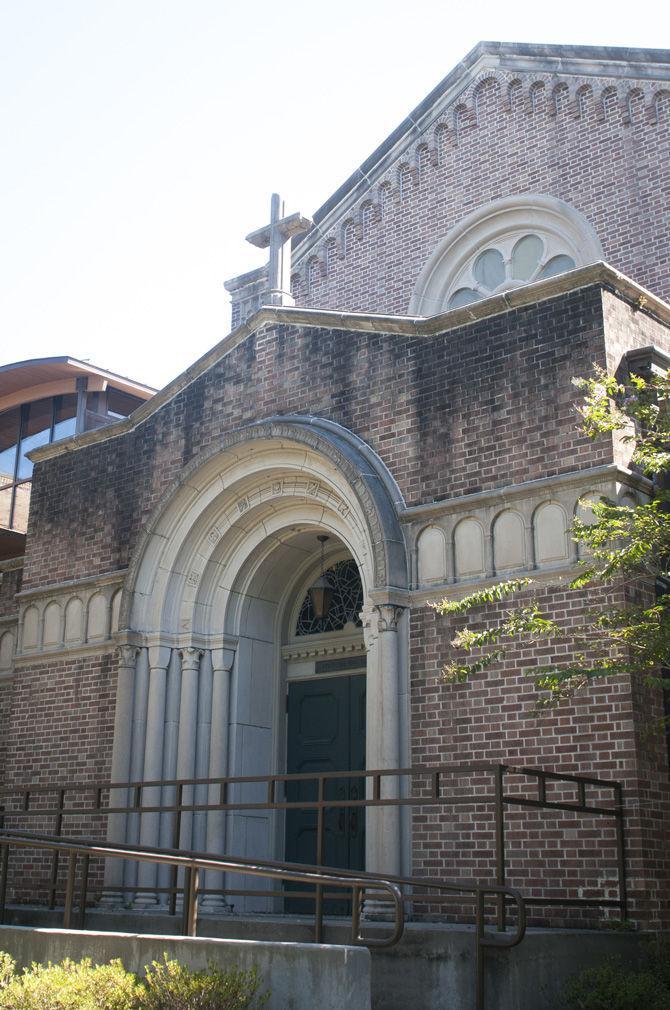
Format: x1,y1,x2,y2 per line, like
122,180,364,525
644,934,670,992
0,953,269,1010
0,956,143,1010
0,954,14,989
564,938,670,1010
142,955,269,1010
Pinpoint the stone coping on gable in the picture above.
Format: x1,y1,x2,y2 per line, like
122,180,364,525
29,262,670,466
288,41,670,264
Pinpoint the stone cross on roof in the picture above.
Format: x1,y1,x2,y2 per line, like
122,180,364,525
246,193,313,307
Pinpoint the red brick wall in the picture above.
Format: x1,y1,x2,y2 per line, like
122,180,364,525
24,286,618,591
288,76,670,318
4,654,116,788
409,579,670,928
0,565,20,788
0,565,21,619
0,680,12,790
5,283,670,925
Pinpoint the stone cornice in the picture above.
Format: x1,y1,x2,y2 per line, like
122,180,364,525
409,562,585,606
13,642,117,666
399,464,652,524
626,344,670,376
16,568,127,602
27,263,670,466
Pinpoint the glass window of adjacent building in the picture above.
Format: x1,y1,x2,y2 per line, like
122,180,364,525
0,393,78,531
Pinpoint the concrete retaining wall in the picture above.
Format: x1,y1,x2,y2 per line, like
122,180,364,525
0,924,371,1010
370,924,646,1010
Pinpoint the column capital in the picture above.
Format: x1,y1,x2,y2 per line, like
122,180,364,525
116,644,139,669
360,607,379,651
211,647,236,675
180,647,203,673
148,645,172,671
374,604,406,634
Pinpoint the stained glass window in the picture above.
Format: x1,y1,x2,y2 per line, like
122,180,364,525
295,559,363,636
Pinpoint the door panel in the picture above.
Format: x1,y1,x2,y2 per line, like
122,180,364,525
285,674,366,913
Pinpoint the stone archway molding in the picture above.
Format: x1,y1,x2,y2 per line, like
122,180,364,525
119,416,409,635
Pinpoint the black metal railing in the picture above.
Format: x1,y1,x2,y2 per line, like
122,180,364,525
0,762,627,928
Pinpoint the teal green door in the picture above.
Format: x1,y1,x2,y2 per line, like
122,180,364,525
285,674,366,912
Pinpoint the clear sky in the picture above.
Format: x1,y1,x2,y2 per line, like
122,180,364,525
0,1,665,389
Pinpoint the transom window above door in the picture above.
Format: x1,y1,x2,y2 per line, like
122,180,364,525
296,558,363,636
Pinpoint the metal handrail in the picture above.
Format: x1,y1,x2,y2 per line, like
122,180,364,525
0,828,404,948
0,761,627,927
0,827,527,1010
0,761,623,805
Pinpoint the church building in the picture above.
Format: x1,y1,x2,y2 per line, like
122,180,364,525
1,42,669,929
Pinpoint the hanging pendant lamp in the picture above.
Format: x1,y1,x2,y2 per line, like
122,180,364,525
309,534,333,621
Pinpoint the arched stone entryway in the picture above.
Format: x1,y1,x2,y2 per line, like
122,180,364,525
107,418,410,907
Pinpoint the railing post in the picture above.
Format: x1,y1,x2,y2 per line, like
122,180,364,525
181,865,199,937
180,866,191,935
77,853,90,930
615,783,628,921
63,853,77,929
494,765,506,931
0,843,8,924
169,783,183,917
351,884,362,943
475,888,485,1010
314,776,325,943
49,788,65,910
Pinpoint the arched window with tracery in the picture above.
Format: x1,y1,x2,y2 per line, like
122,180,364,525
408,194,604,315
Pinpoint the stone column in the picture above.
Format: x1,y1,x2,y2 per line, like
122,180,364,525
175,647,202,851
157,648,181,903
123,647,150,894
201,647,235,913
102,645,138,902
193,650,214,854
524,519,536,571
134,645,171,907
368,604,405,879
485,525,495,578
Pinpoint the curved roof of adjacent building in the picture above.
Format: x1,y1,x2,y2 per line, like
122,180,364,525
0,356,156,414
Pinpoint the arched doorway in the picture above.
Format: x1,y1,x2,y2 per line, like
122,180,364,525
108,419,409,907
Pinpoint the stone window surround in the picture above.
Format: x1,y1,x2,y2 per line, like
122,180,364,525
408,194,604,316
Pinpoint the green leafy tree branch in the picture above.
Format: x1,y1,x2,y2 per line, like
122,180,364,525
431,365,670,708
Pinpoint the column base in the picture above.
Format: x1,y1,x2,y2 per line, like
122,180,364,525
199,894,233,915
98,891,130,910
132,893,161,910
362,898,396,922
